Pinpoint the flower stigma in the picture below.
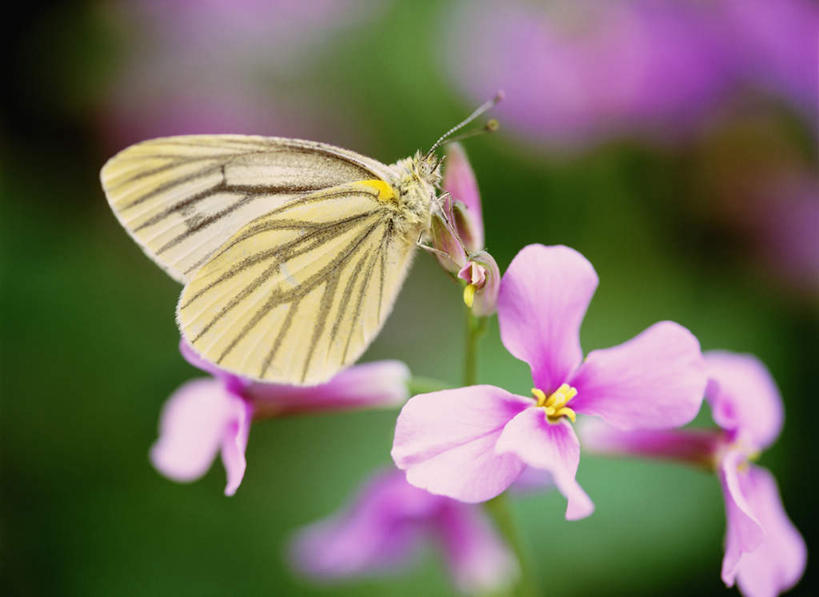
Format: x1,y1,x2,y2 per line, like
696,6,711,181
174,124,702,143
532,384,578,423
460,261,487,309
464,283,477,308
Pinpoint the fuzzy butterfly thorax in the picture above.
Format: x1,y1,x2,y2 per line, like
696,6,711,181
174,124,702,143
388,152,442,239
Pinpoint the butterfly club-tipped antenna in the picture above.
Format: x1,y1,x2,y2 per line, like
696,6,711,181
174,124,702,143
425,91,504,159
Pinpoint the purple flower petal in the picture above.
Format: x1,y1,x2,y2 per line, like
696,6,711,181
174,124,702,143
705,351,783,451
290,468,517,592
510,466,555,494
179,339,246,392
289,470,438,579
722,0,819,115
391,386,531,502
246,360,410,417
498,244,598,393
495,409,593,520
579,418,720,467
221,397,252,496
719,450,765,586
437,502,518,593
443,142,483,251
569,321,706,430
734,465,807,597
150,378,245,485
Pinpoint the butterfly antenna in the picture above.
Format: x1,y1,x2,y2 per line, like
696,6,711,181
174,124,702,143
425,91,504,158
445,118,500,144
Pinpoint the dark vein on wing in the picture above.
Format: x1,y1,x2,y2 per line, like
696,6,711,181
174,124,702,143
209,219,382,372
180,210,380,311
341,235,384,364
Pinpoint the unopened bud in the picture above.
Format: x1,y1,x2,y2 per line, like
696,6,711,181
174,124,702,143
458,251,499,317
443,143,484,253
430,211,467,274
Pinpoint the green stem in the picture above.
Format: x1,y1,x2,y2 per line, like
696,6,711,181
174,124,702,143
464,309,487,386
407,376,452,395
463,307,537,596
485,494,537,597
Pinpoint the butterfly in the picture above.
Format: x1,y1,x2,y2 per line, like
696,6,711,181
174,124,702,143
100,96,500,385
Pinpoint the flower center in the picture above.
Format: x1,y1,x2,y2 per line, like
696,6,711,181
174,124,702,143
532,383,578,423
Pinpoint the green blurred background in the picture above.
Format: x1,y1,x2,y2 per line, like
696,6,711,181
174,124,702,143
2,1,816,595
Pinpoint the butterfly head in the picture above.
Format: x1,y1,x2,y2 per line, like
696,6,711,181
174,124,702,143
388,153,442,234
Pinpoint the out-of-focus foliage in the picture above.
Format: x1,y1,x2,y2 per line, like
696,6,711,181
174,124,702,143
2,1,815,596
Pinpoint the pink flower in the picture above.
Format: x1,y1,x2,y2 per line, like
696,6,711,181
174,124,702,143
392,244,706,519
581,351,807,597
150,341,410,495
447,0,732,151
447,0,816,152
290,468,517,594
720,0,819,117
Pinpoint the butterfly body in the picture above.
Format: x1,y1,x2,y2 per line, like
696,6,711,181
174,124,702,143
101,135,442,385
379,153,441,243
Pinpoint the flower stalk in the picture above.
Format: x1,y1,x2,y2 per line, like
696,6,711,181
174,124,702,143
464,305,536,597
463,308,487,387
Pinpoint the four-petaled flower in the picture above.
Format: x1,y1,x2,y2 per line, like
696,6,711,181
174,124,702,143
290,468,518,595
581,351,806,597
392,244,707,518
150,341,410,495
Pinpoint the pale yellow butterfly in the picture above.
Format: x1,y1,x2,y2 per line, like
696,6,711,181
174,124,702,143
100,96,500,385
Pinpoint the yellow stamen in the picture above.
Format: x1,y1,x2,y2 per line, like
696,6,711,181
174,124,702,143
545,383,577,410
532,384,578,423
463,284,477,308
356,179,396,202
554,407,577,423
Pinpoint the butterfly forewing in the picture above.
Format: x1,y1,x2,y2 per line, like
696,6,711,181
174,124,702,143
100,135,394,282
176,183,417,384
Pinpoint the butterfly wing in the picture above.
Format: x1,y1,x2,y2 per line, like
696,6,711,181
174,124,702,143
177,182,417,384
100,134,394,282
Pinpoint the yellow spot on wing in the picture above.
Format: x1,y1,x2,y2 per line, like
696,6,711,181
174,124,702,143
356,179,396,202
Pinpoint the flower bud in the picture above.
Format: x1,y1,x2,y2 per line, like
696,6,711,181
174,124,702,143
443,143,484,253
430,211,467,274
458,250,500,317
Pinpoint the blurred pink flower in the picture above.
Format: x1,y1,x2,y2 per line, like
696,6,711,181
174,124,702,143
290,468,517,594
132,0,379,61
447,0,816,152
392,244,706,518
721,0,819,116
581,351,807,597
101,0,388,147
150,341,409,495
448,0,731,151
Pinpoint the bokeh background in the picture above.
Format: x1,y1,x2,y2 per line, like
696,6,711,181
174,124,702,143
2,0,816,595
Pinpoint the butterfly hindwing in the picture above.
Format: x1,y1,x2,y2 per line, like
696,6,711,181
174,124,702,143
176,183,417,384
100,134,394,282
